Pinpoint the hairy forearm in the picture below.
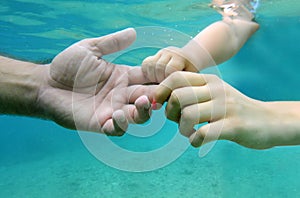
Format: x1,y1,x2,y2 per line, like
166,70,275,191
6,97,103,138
263,101,300,147
0,56,46,116
181,18,259,71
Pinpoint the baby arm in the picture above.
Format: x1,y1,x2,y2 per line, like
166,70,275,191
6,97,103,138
155,72,300,149
182,17,259,69
142,17,259,82
142,17,259,83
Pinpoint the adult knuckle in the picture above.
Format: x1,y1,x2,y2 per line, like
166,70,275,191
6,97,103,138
181,107,193,120
169,71,182,80
169,92,178,104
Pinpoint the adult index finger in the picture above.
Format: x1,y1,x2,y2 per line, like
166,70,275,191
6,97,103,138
155,71,208,105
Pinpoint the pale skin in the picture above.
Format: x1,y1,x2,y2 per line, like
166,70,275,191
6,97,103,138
142,17,259,82
155,72,300,149
142,2,300,149
0,28,155,136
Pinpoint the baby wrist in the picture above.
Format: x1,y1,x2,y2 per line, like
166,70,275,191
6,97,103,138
181,42,216,72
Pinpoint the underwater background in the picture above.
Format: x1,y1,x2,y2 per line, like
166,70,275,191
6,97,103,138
0,0,300,197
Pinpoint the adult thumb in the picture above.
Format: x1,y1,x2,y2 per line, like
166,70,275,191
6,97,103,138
80,28,137,57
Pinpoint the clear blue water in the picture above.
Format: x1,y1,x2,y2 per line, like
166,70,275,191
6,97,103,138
1,0,300,197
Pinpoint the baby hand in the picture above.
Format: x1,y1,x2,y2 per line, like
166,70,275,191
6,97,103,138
142,46,198,83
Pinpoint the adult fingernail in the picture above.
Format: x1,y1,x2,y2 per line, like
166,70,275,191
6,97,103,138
151,99,157,110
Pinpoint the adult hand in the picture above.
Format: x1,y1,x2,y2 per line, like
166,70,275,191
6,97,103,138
155,71,285,149
38,28,154,136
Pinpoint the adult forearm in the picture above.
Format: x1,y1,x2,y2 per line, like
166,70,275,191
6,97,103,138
0,56,46,116
264,101,300,147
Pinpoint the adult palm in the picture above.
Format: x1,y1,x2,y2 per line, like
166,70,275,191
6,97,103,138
38,28,154,136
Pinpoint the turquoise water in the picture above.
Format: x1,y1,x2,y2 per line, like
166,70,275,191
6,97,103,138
1,0,300,197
